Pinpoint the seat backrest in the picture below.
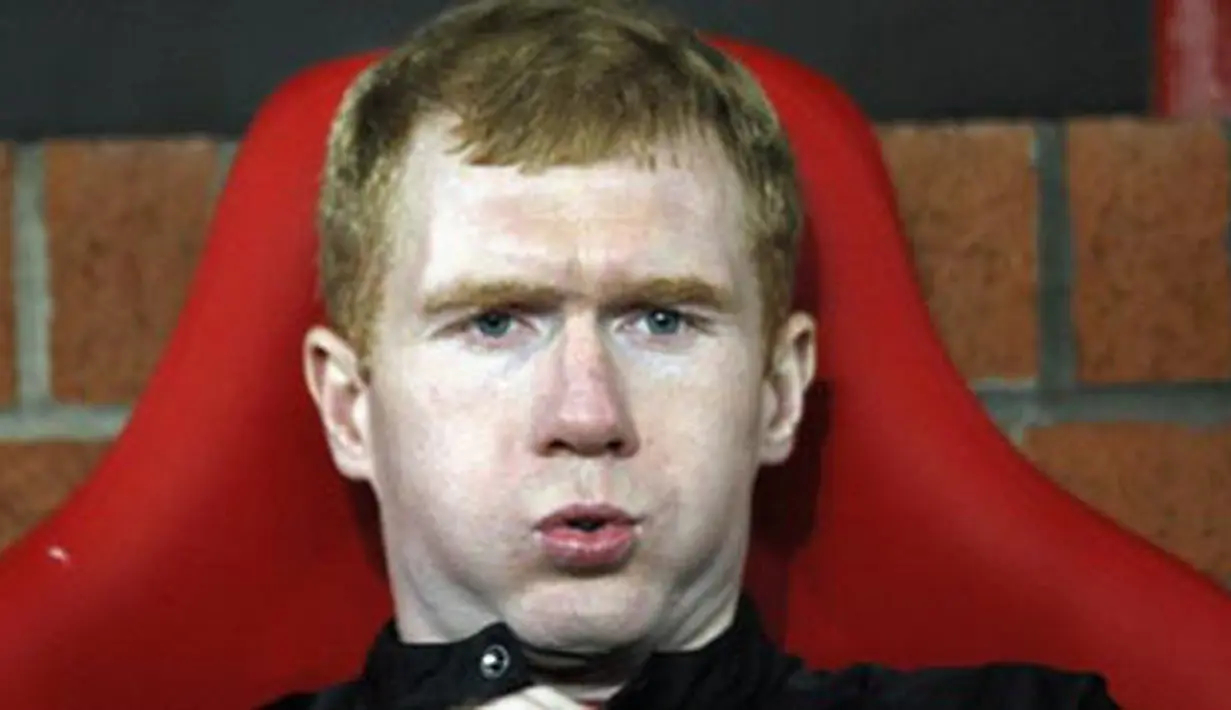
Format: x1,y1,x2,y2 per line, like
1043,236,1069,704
1,36,1229,710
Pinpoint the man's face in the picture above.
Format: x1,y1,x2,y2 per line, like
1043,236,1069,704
306,119,815,654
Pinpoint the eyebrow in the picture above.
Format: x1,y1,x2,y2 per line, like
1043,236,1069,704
419,275,736,316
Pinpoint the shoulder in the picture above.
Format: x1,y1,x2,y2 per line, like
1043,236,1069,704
258,681,363,710
789,662,1119,709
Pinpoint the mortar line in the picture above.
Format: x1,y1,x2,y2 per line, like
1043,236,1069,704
212,139,238,198
1034,123,1078,398
0,403,129,441
970,377,1038,394
12,144,53,407
978,381,1231,425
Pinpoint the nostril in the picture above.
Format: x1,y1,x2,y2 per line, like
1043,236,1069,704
543,436,630,457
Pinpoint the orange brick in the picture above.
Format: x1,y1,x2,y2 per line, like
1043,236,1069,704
0,441,109,550
1067,119,1231,383
0,144,14,405
44,140,217,404
1024,422,1231,582
879,124,1038,380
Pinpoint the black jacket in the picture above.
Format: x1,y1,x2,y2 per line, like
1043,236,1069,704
266,598,1119,709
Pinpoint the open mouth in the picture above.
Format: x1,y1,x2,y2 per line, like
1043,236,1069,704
565,517,609,533
535,503,637,533
535,505,640,570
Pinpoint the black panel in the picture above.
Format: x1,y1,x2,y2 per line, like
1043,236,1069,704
0,0,1152,139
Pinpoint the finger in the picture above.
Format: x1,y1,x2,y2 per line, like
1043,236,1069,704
468,684,582,709
471,685,589,709
521,685,589,709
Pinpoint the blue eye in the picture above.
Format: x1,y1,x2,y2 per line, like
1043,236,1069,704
472,311,515,338
643,308,684,335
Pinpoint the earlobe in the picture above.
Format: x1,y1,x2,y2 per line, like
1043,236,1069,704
303,326,375,482
759,312,817,466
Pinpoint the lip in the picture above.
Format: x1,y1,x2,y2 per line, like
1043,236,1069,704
533,503,639,531
533,503,641,572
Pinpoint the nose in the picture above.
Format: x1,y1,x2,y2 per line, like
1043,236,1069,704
532,320,639,458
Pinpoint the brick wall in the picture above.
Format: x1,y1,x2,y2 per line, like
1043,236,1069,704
1,122,1229,590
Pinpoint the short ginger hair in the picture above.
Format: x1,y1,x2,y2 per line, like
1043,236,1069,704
318,0,803,362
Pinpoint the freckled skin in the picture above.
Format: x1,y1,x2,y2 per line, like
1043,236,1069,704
304,116,816,691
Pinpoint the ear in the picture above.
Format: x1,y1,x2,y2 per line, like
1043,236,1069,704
758,312,818,466
303,325,375,483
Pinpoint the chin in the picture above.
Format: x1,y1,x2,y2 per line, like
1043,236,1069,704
503,577,667,652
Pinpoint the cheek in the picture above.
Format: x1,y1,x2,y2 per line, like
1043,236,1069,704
385,346,530,438
629,350,763,493
367,364,524,515
630,345,762,435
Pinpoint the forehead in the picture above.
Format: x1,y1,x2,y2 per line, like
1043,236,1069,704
387,118,751,299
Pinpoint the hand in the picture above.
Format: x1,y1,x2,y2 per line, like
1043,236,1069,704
466,685,592,709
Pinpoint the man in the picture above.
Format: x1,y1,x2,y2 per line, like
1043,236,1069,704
276,0,1120,707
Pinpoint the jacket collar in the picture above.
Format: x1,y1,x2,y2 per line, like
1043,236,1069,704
357,595,805,709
